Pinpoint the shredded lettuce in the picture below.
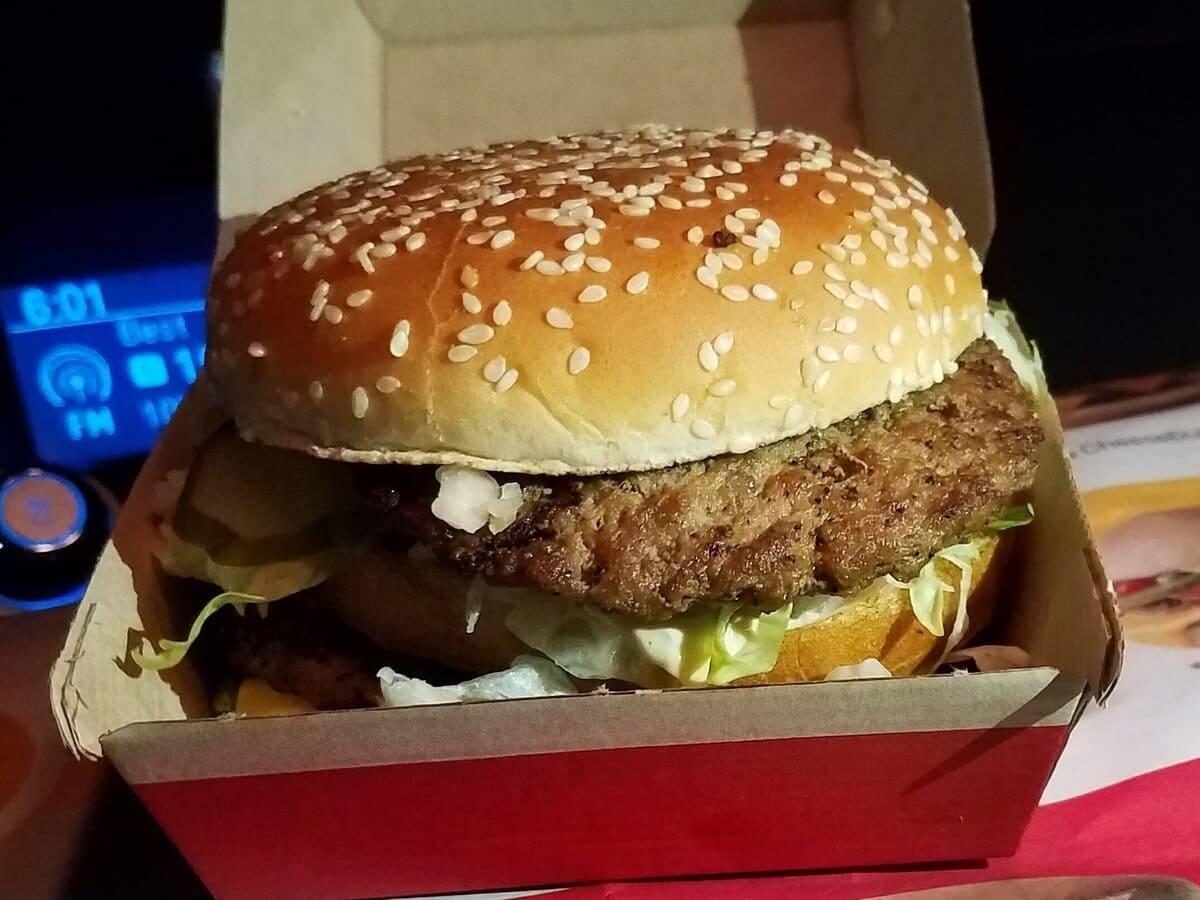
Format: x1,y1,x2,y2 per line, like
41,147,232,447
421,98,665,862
983,305,1045,396
707,603,792,685
988,503,1034,531
132,591,271,671
377,654,577,707
156,520,347,600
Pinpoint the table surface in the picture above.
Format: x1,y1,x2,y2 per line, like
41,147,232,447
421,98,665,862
0,608,208,898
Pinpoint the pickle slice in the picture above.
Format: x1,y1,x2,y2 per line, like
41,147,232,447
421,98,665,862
173,426,362,566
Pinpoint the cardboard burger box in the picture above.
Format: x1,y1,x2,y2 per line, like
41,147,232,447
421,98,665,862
50,1,1122,897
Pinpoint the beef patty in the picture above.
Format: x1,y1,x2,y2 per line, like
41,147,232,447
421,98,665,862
365,339,1042,619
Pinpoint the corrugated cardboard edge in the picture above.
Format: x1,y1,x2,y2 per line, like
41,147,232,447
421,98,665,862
103,667,1082,785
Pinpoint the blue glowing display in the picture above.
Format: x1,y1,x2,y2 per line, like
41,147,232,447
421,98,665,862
2,264,209,467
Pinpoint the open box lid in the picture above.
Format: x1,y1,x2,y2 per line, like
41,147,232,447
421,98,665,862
218,0,994,251
51,0,1120,761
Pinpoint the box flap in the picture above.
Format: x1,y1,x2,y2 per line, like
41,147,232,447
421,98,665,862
49,382,227,760
990,315,1123,700
219,0,993,248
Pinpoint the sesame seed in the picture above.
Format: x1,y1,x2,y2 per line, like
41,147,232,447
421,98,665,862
715,186,735,201
696,266,719,289
735,207,761,221
481,215,507,228
817,190,836,205
634,236,661,249
817,344,841,363
458,323,495,344
944,273,957,295
370,242,397,259
496,368,519,393
709,379,736,397
352,387,369,418
562,252,585,272
847,250,866,266
824,282,848,300
671,393,690,421
714,331,734,355
626,271,650,294
944,245,960,262
536,259,565,276
843,344,863,363
851,181,876,196
836,315,857,334
874,344,894,362
352,244,375,274
695,164,722,179
849,279,871,299
686,198,712,208
769,394,790,410
824,263,846,281
564,233,586,252
723,215,746,235
889,324,904,346
704,252,724,274
448,344,478,363
462,292,483,313
691,420,716,440
489,229,514,250
821,242,847,262
784,404,808,430
917,315,931,337
719,252,744,272
659,195,683,210
346,289,372,308
467,231,494,246
814,370,832,392
376,375,401,394
546,307,574,329
686,225,704,244
388,321,411,357
521,250,545,270
802,357,821,385
324,306,344,324
493,300,512,326
779,172,798,187
578,284,607,303
907,285,923,308
843,294,865,310
699,341,719,371
247,341,266,358
483,356,507,383
752,283,777,301
586,256,612,273
886,252,908,268
567,347,591,375
721,284,749,302
871,287,891,311
792,260,814,275
309,381,324,402
824,171,848,183
969,248,983,274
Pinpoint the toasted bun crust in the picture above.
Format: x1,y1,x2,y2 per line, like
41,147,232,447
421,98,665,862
208,126,987,474
317,531,1010,687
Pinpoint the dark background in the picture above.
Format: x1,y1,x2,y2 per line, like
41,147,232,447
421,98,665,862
0,3,1197,896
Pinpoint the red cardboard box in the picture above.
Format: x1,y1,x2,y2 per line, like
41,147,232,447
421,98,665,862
50,2,1121,897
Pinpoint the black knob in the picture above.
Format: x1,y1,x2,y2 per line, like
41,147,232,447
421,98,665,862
0,467,115,613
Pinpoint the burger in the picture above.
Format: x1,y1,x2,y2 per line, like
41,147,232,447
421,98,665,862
139,125,1044,713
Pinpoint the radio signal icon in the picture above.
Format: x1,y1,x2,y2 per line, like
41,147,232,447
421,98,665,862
37,345,113,407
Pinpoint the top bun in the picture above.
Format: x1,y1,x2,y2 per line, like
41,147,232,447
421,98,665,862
207,125,987,474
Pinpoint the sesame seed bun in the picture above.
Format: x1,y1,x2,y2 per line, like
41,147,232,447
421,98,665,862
208,125,987,475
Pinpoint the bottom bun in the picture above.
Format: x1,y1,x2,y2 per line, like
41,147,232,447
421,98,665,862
737,530,1010,684
318,529,1013,687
